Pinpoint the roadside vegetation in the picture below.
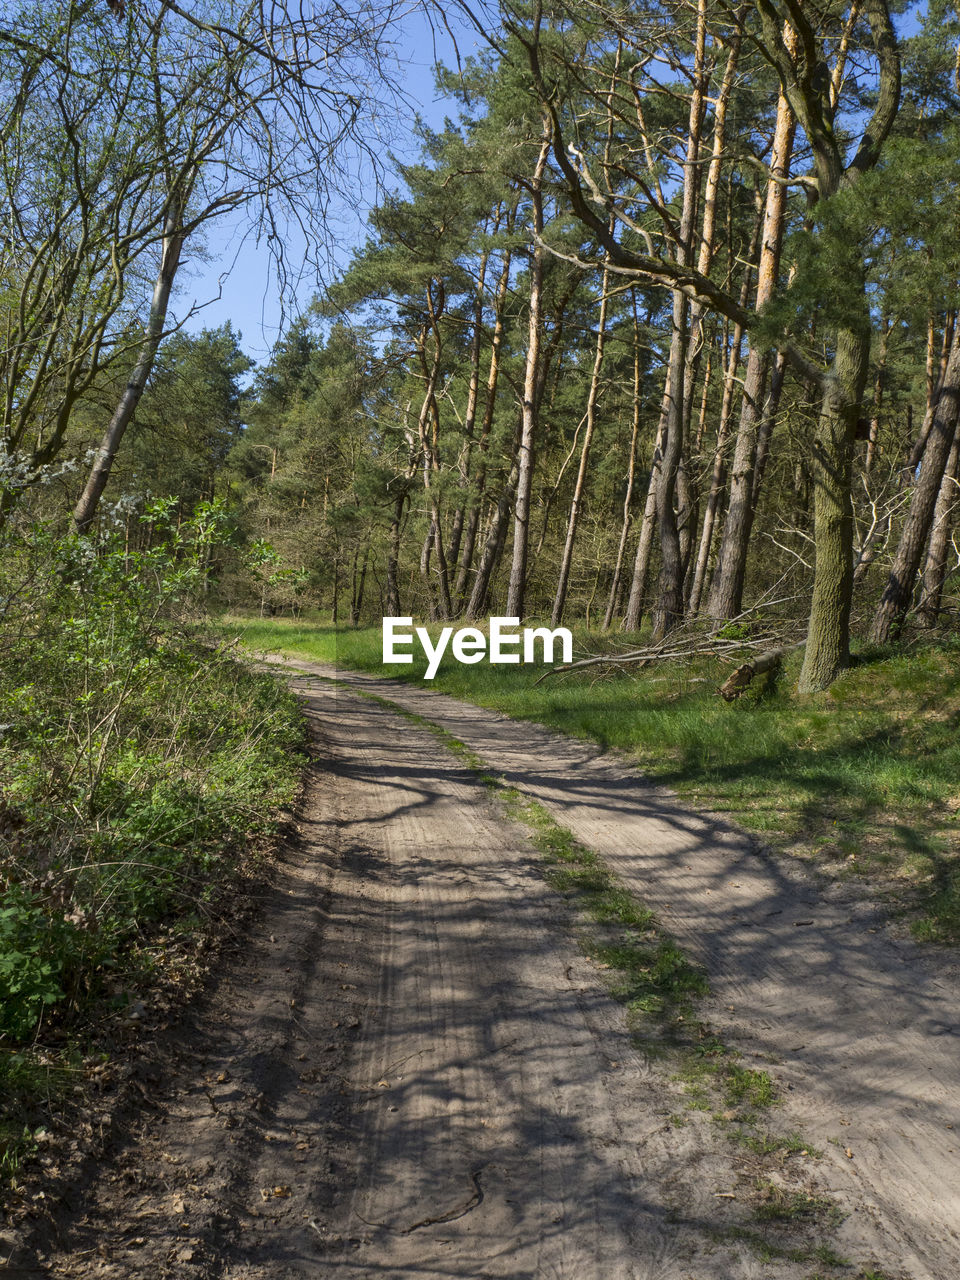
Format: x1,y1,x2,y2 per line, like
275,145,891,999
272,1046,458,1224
0,510,305,1190
227,616,960,944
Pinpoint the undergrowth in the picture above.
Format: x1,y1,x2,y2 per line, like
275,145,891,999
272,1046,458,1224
0,505,305,1184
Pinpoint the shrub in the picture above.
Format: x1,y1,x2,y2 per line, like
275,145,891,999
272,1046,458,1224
0,888,79,1039
0,502,305,1043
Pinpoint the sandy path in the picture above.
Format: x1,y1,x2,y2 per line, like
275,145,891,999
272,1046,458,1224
23,674,809,1279
276,659,960,1279
19,665,958,1278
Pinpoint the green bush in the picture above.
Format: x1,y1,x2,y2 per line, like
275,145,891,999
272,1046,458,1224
0,888,80,1039
0,501,305,1044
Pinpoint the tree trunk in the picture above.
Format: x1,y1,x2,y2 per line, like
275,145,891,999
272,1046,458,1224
688,322,743,614
466,458,520,620
677,26,739,610
622,420,662,631
917,427,960,625
706,80,796,621
650,0,707,639
870,327,960,643
679,348,713,594
386,493,404,616
416,280,452,621
651,295,690,638
905,312,957,474
74,202,185,531
551,264,610,624
550,57,624,627
687,198,766,616
447,248,490,570
603,294,643,630
864,319,890,475
350,548,369,625
752,350,787,506
719,642,804,700
419,519,434,613
455,244,513,606
506,122,551,619
704,343,768,623
799,323,870,691
432,515,453,619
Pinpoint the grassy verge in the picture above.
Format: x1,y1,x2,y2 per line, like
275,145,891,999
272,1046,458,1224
0,649,305,1188
223,614,960,944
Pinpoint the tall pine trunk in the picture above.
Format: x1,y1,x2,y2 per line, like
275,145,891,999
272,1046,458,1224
706,78,796,621
506,122,551,619
386,493,405,616
455,244,513,607
416,281,453,620
447,249,490,570
687,194,766,616
467,457,520,620
603,295,643,630
551,265,610,624
622,422,663,630
649,0,707,638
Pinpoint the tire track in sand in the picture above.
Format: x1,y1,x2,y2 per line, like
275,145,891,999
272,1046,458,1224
277,658,960,1280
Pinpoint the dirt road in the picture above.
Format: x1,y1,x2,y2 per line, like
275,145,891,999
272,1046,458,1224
19,666,960,1278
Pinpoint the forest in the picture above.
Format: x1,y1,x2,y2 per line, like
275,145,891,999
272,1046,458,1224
2,0,960,1258
2,0,959,687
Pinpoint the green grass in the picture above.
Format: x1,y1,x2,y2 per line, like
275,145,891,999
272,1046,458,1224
711,1221,851,1269
676,1038,782,1127
498,787,709,1024
733,1129,822,1159
223,615,960,942
752,1181,842,1225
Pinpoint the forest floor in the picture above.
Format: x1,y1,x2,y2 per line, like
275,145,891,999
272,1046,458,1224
11,656,960,1278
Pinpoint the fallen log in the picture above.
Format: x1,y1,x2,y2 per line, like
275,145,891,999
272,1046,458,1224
531,610,807,687
717,641,805,701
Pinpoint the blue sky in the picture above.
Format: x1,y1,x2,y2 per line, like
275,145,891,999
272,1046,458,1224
178,7,484,360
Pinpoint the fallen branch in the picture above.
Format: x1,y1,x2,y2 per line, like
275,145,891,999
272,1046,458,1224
536,631,789,684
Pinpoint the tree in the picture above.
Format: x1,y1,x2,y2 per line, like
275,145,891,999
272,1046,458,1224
511,0,902,688
870,327,960,642
506,114,552,618
121,324,252,512
0,0,404,528
150,0,959,656
231,320,385,617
